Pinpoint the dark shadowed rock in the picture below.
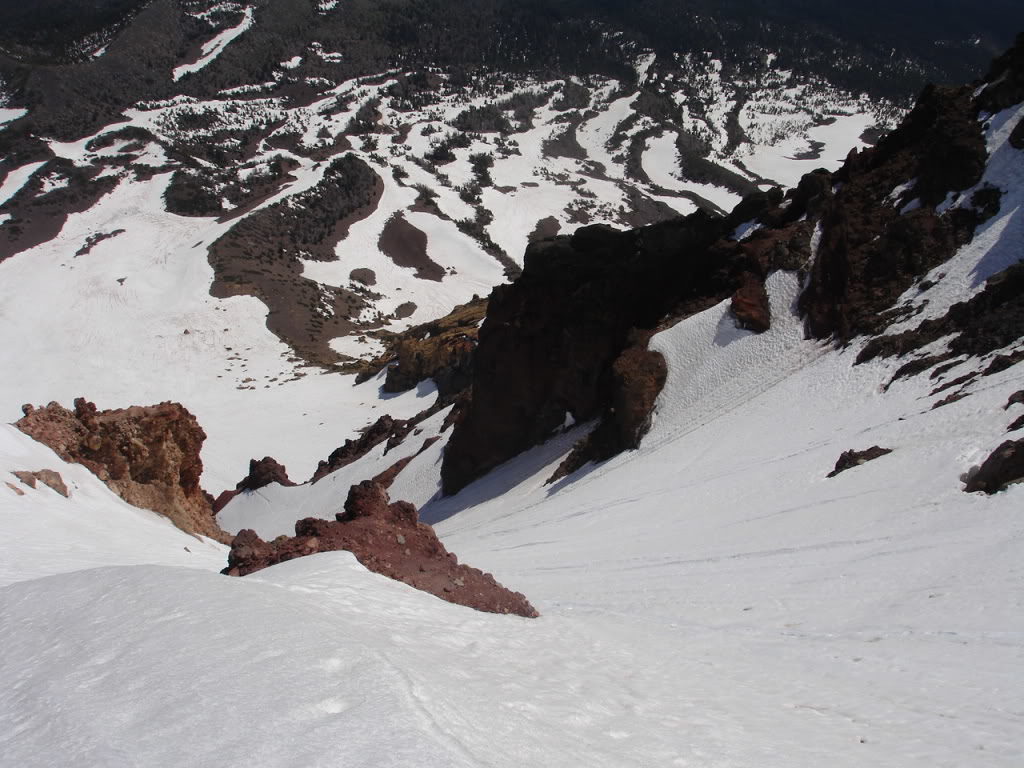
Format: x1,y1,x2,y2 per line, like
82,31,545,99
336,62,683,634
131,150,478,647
225,481,538,617
442,212,766,494
827,446,893,478
799,83,988,341
16,398,228,542
311,414,410,483
237,456,295,492
730,272,772,332
964,440,1024,494
212,456,296,513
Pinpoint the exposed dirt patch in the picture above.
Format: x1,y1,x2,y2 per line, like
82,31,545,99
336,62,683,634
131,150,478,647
0,158,120,262
378,212,444,281
528,216,561,243
74,229,125,258
208,154,384,366
349,267,377,286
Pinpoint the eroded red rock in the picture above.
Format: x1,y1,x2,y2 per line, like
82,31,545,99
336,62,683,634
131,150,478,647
224,481,539,618
212,456,296,513
12,469,69,497
16,398,228,542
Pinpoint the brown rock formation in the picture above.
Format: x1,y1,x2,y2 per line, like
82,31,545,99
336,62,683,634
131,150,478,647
225,481,538,618
311,414,413,483
212,456,296,514
16,398,229,542
964,439,1024,494
730,272,772,332
12,469,69,497
356,296,487,401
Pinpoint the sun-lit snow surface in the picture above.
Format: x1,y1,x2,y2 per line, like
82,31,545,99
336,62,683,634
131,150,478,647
0,425,225,586
2,266,1022,766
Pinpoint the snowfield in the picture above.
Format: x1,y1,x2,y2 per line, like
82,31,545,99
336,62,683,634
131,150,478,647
3,262,1021,766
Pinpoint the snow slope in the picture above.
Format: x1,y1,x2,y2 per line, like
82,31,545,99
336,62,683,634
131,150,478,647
0,424,225,586
3,263,1019,767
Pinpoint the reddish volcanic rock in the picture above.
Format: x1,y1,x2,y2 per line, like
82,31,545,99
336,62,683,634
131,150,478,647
212,456,296,513
730,272,772,332
16,398,229,542
237,456,295,492
224,481,538,618
12,469,69,497
311,414,414,483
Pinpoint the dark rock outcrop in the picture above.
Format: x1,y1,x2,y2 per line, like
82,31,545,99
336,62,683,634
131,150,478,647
827,446,893,478
857,261,1024,369
730,272,772,332
798,83,988,341
441,210,778,495
311,414,413,483
964,439,1024,494
355,296,487,401
212,456,296,514
236,456,295,492
16,398,229,542
12,469,69,497
225,480,538,618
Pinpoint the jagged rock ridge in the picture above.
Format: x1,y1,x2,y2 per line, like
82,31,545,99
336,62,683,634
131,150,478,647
225,480,538,617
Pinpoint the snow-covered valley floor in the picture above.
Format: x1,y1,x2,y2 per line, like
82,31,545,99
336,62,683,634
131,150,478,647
2,268,1021,766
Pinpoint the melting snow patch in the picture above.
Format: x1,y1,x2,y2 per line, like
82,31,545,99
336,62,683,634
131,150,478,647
0,161,47,206
0,107,27,128
173,6,256,82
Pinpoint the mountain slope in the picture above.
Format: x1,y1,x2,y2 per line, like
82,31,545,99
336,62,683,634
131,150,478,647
0,12,1022,768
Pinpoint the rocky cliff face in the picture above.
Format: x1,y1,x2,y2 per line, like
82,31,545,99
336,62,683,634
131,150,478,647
225,480,538,617
16,398,229,542
440,189,822,494
440,33,1024,496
